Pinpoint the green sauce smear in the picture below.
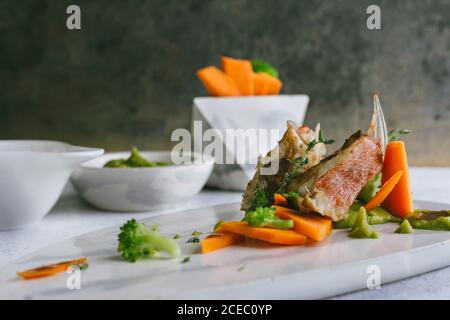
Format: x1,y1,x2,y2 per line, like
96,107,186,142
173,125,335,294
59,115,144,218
104,147,170,168
395,219,414,234
334,202,400,229
348,207,379,239
405,210,450,231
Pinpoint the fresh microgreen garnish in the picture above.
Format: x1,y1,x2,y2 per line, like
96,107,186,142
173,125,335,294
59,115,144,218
72,263,89,271
181,257,191,264
388,129,411,142
213,220,225,232
173,234,181,240
276,156,309,194
191,230,203,236
307,129,335,152
243,207,293,229
186,237,200,243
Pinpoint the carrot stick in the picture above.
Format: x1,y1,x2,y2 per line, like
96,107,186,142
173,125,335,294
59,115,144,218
17,257,88,280
201,232,244,254
364,170,403,210
381,141,414,217
265,74,283,95
220,221,307,245
273,206,332,241
273,193,287,206
253,73,268,95
221,57,254,95
196,66,240,97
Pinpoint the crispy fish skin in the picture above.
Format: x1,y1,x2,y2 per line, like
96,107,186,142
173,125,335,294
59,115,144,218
241,123,326,212
287,130,383,221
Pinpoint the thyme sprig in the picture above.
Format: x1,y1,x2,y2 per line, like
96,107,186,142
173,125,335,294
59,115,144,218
307,129,335,152
388,129,411,142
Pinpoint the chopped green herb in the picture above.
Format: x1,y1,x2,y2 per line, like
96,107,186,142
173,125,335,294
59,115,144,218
191,231,203,236
388,129,411,142
181,257,191,264
73,263,89,271
251,59,279,78
173,234,181,240
237,265,246,272
186,237,200,243
213,219,225,232
243,207,293,229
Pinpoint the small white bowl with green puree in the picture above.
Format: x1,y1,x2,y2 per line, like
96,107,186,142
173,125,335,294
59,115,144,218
70,148,215,212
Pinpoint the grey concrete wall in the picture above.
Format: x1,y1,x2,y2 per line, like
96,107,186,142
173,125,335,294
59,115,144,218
1,0,449,165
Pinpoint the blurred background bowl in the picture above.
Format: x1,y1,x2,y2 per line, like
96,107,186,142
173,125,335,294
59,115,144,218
0,141,103,230
192,95,309,191
70,151,215,212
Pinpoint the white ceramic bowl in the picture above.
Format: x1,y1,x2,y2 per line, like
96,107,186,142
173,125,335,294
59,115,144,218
192,95,309,190
70,151,215,212
0,141,104,230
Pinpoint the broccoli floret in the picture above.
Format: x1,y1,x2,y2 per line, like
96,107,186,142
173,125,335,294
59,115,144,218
243,207,293,229
117,219,181,262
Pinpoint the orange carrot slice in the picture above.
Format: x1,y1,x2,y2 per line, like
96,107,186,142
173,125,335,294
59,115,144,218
221,57,254,95
201,232,244,254
253,72,269,96
273,206,332,241
220,221,307,245
265,74,283,95
273,193,288,206
381,141,414,217
364,170,403,211
17,257,88,280
197,66,240,97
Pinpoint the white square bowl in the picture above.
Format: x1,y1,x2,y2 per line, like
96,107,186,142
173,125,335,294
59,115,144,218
192,94,309,191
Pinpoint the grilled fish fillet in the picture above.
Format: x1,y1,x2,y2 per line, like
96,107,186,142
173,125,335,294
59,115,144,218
287,130,383,221
241,122,326,211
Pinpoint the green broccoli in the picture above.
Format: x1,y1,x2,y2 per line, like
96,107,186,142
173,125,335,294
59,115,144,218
117,219,181,262
243,207,293,229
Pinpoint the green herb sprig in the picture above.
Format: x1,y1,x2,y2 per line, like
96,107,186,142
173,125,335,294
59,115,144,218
388,129,411,142
307,129,335,152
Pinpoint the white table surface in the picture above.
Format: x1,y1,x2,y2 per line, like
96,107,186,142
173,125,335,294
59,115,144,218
1,167,450,299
